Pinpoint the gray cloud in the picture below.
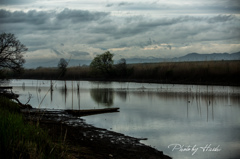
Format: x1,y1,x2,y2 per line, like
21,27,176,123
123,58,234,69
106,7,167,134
215,0,240,13
104,1,240,14
69,51,89,56
0,0,34,5
0,8,109,31
106,3,114,7
105,2,133,8
86,14,239,49
0,4,239,61
56,8,109,23
207,15,236,23
118,2,133,7
0,9,49,25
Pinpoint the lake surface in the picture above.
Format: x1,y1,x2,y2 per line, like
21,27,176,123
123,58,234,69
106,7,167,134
4,79,240,159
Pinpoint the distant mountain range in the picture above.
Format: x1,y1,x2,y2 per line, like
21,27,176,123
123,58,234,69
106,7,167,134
125,52,240,64
24,51,240,68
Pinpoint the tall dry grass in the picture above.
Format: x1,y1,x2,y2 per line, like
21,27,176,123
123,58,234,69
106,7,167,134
10,60,240,85
128,60,240,84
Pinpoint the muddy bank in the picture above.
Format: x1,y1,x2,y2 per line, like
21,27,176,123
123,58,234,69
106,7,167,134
22,109,171,159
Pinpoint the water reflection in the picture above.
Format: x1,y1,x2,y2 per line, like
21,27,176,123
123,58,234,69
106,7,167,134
115,91,128,101
22,82,25,91
50,80,53,102
59,85,68,105
90,88,114,107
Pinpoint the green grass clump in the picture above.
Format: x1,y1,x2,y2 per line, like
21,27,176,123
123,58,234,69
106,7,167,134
0,96,61,159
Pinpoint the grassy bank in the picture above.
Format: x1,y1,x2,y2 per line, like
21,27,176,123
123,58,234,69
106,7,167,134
9,60,240,85
0,96,66,159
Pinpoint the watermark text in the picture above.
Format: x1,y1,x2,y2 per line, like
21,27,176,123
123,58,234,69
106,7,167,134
168,144,221,155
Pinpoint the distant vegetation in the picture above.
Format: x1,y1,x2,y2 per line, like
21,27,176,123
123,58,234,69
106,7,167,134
127,60,240,85
8,60,240,86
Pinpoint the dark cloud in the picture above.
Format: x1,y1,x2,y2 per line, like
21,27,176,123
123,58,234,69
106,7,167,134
70,51,89,56
0,8,110,36
0,0,34,5
0,8,109,30
86,36,108,44
87,14,239,46
106,3,114,7
0,9,50,25
56,8,109,23
207,15,235,23
118,2,133,7
105,2,133,8
87,14,240,50
0,6,239,59
166,44,172,50
1,9,237,38
111,1,240,14
218,0,240,13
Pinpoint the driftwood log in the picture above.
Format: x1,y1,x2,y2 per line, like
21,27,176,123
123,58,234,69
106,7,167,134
65,108,120,116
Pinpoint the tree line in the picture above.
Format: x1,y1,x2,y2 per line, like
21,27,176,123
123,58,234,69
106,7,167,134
0,32,131,81
1,33,240,86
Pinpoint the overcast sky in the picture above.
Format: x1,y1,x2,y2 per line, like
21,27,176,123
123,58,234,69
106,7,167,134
0,0,240,63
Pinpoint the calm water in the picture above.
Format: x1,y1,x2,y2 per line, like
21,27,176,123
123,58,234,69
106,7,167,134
5,79,240,159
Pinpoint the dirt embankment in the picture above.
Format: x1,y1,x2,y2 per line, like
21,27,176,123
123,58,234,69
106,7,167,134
23,109,171,159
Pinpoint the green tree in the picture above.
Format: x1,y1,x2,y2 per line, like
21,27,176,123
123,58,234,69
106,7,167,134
0,33,27,78
58,58,68,77
90,51,114,77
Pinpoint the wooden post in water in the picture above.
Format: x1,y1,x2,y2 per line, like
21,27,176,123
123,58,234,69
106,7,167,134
50,80,53,102
77,81,80,110
72,81,73,109
64,80,67,105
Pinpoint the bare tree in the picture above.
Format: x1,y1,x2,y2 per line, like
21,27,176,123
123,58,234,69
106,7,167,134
0,33,27,72
58,58,68,77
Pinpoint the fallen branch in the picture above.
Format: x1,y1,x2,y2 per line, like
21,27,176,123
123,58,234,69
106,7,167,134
12,97,32,109
65,107,119,116
0,91,32,109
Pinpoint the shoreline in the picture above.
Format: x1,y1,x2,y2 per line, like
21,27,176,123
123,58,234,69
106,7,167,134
11,77,240,86
22,108,171,159
13,60,240,87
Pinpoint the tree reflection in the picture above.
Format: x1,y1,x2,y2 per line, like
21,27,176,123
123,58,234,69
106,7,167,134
90,88,114,107
115,91,127,101
59,86,68,105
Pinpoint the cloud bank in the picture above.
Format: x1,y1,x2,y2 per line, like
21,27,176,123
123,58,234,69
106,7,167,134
0,0,239,64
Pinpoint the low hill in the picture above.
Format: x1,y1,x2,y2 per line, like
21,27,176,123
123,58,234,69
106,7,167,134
24,51,240,68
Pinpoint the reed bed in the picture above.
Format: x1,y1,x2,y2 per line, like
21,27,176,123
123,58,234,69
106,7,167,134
128,60,240,85
10,60,240,85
